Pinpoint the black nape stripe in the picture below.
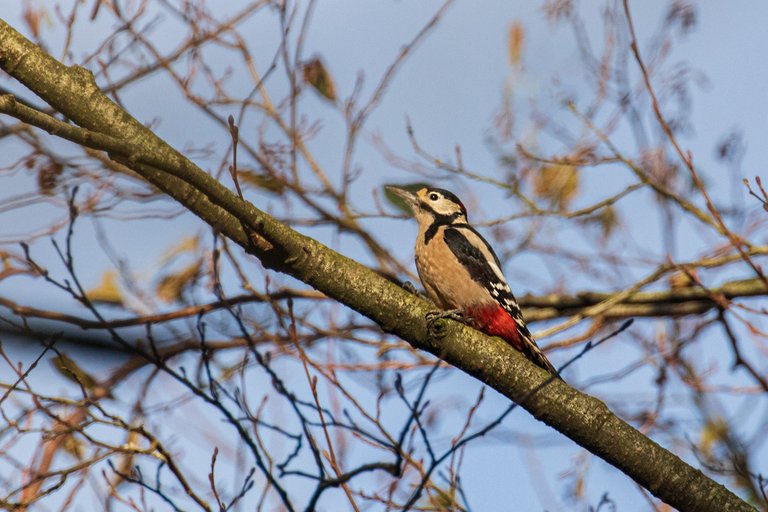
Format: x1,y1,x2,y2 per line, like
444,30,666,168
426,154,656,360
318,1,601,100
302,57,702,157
424,211,465,244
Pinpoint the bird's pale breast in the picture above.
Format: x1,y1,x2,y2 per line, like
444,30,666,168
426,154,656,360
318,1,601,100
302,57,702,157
415,226,493,310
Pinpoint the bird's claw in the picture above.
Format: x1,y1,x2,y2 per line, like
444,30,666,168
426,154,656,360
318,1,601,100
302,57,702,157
425,309,465,322
425,309,467,338
402,281,419,295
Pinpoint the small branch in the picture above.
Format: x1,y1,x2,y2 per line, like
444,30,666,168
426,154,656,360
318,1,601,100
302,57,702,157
521,277,768,322
623,0,768,289
717,308,768,392
743,177,768,210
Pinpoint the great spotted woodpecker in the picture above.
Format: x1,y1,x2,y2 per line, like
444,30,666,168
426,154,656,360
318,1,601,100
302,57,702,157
388,186,559,376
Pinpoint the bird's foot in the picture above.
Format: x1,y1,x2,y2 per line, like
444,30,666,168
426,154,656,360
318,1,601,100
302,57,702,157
402,281,419,295
425,309,468,338
426,309,467,322
402,281,432,301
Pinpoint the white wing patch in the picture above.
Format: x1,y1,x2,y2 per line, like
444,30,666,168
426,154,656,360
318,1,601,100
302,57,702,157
453,226,509,286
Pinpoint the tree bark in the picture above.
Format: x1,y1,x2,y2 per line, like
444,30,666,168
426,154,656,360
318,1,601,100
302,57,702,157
0,19,756,512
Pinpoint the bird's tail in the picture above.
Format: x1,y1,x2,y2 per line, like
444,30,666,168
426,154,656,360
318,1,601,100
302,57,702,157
468,305,561,378
518,327,561,378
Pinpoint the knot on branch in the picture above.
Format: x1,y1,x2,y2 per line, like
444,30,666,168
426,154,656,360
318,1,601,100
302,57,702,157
425,311,460,341
248,230,274,252
426,317,449,340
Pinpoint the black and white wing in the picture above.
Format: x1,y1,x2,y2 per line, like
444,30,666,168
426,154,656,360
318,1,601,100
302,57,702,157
443,225,559,376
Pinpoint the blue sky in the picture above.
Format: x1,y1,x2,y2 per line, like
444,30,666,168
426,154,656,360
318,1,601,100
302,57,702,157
1,1,767,510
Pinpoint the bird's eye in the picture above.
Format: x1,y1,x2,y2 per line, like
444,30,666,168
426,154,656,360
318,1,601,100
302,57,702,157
429,193,439,201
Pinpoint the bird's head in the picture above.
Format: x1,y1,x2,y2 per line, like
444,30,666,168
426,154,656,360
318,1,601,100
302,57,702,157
387,186,467,228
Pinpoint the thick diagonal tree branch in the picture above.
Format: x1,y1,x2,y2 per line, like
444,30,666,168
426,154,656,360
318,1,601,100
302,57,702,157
0,20,755,512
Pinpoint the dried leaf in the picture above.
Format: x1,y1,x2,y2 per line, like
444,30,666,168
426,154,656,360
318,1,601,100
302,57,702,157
426,485,459,511
508,22,525,67
668,269,698,289
156,260,202,303
61,433,86,460
383,182,429,214
699,418,728,457
51,353,98,390
85,270,123,306
533,164,579,209
239,170,286,194
579,205,619,241
220,362,244,382
37,161,63,196
573,476,584,498
302,57,336,102
22,3,52,38
159,236,200,265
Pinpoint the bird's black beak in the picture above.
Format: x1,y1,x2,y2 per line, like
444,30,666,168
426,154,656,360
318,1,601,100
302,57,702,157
385,186,420,214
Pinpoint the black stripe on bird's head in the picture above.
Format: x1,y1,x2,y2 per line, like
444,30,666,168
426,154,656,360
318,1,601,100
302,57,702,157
415,187,467,222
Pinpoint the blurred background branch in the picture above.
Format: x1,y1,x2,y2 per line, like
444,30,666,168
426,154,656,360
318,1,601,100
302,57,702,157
0,0,766,511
